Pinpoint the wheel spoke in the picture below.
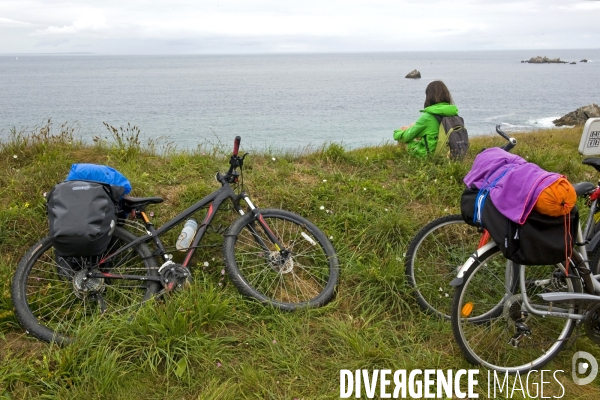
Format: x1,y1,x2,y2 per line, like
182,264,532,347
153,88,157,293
224,209,338,310
452,248,579,373
12,228,159,344
405,215,481,320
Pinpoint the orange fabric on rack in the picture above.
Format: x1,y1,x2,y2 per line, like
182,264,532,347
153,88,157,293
533,177,576,217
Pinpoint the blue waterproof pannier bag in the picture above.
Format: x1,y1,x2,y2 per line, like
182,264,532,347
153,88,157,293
66,164,132,195
47,164,130,257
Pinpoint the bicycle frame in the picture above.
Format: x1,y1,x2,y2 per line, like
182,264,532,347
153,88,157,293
454,222,600,322
89,164,285,285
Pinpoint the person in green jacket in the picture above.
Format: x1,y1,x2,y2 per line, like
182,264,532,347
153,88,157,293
393,80,459,157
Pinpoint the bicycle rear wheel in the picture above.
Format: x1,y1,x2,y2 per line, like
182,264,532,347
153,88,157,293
405,214,483,319
223,209,339,310
451,246,581,373
11,227,160,344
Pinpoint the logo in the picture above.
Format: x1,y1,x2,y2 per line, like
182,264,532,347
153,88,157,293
572,351,598,385
72,186,92,191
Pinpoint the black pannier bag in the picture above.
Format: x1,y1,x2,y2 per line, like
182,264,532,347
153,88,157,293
47,180,124,257
460,186,578,265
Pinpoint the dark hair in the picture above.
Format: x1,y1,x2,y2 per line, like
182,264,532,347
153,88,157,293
424,80,454,108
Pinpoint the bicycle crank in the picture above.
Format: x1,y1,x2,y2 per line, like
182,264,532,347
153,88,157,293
584,303,600,344
159,261,191,292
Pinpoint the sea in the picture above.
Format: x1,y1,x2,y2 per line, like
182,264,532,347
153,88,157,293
1,49,599,152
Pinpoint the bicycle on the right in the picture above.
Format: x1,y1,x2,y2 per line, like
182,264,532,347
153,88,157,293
450,157,600,374
406,126,600,322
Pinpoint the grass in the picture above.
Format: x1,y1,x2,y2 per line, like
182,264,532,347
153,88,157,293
1,121,599,399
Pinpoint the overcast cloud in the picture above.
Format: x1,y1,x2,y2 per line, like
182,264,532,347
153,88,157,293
1,0,599,54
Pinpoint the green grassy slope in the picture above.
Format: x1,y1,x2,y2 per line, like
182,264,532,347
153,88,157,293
1,122,598,399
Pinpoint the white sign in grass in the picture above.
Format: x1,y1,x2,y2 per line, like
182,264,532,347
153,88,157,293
579,118,600,155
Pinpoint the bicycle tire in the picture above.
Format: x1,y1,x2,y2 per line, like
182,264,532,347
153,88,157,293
586,244,600,275
451,246,581,374
11,226,160,344
223,209,339,310
405,214,483,319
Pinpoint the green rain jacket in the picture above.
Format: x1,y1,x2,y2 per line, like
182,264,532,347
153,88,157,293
393,102,459,158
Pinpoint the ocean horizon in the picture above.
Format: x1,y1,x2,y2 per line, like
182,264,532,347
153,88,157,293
1,49,599,152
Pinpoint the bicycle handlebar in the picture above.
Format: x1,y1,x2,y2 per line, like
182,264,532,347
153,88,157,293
223,136,244,181
496,125,517,152
233,136,241,156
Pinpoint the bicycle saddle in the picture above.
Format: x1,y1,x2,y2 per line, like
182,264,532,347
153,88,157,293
573,181,596,196
582,158,600,173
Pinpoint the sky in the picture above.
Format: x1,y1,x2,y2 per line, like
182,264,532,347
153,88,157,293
1,0,599,54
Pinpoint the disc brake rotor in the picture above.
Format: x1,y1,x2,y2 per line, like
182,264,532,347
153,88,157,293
268,251,294,273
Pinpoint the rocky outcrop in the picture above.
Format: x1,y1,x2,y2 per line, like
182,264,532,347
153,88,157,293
405,69,421,79
581,59,589,63
553,104,600,126
524,56,568,64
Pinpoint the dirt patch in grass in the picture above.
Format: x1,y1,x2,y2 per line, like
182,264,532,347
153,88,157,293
0,332,47,360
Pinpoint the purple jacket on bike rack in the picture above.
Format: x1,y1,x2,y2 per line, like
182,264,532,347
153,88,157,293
463,147,561,224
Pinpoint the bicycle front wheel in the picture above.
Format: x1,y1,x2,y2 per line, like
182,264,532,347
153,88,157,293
223,209,339,310
405,214,483,319
11,226,160,344
451,246,581,374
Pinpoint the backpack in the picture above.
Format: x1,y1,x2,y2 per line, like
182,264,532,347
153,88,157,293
433,115,469,160
47,180,124,257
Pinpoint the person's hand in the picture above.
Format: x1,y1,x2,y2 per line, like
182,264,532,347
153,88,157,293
400,123,414,130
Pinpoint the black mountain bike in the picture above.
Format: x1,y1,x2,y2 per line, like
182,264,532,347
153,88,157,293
12,136,340,344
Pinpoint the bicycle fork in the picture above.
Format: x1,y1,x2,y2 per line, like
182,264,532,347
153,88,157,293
236,193,291,266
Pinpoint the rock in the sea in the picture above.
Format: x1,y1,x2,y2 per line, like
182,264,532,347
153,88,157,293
553,104,600,126
570,62,576,64
405,69,421,79
581,59,589,63
525,56,568,64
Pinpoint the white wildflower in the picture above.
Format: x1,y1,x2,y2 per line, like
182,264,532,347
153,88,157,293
320,206,325,210
203,261,209,267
